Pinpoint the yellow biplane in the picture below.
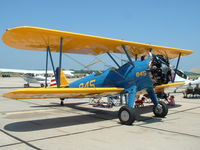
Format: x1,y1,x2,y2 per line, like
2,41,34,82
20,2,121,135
2,26,193,125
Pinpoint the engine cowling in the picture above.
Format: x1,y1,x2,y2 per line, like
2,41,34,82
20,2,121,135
149,55,172,85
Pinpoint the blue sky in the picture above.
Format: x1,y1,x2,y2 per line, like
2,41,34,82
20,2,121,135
0,0,199,71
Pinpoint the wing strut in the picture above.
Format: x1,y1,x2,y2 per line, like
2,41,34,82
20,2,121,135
45,47,49,88
107,52,120,68
45,46,57,87
57,37,63,88
173,53,181,82
48,46,56,77
135,54,138,61
44,37,64,88
121,45,134,67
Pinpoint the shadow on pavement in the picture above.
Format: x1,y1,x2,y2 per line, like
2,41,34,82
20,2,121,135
4,102,181,132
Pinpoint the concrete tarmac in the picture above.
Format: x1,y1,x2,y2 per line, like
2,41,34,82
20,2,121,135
0,77,200,150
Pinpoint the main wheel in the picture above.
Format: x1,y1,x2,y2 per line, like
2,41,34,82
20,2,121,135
153,101,168,118
118,106,136,125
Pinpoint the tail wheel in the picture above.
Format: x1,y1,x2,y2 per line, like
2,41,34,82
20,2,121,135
118,106,136,125
153,101,168,118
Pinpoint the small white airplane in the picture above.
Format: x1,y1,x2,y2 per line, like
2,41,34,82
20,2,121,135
174,72,200,92
0,68,74,87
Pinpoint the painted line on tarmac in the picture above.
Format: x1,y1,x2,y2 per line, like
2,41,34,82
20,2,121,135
0,129,41,150
26,124,121,143
0,142,22,148
169,106,200,115
138,125,200,139
5,108,58,115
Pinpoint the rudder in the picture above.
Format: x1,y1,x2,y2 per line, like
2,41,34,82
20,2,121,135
50,70,69,88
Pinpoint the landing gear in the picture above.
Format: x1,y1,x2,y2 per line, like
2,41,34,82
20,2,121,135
118,106,136,125
41,83,48,87
60,98,65,106
153,101,168,118
24,83,29,88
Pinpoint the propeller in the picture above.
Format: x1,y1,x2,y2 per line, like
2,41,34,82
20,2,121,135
173,69,187,79
148,52,188,84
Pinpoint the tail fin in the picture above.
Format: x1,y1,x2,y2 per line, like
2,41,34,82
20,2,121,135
60,70,69,87
50,70,69,88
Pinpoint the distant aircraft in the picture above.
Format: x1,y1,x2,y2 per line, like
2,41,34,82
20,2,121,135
0,68,74,87
2,26,193,125
174,73,200,92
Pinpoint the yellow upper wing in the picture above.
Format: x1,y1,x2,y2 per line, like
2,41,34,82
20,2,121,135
2,26,193,59
3,87,124,100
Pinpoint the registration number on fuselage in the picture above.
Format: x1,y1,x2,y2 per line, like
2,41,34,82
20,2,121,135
79,80,96,88
136,71,147,77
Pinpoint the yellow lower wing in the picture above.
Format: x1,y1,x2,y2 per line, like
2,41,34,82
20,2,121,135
3,87,124,100
155,82,185,92
3,82,184,100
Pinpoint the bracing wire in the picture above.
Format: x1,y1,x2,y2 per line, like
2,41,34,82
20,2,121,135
63,53,112,70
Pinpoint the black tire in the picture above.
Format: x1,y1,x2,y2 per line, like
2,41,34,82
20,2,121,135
41,84,44,87
153,101,168,118
118,106,136,125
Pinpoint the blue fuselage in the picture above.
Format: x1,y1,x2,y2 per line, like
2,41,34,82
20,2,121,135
70,58,154,92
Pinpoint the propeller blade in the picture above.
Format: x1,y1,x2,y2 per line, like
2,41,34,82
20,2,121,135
174,69,187,79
